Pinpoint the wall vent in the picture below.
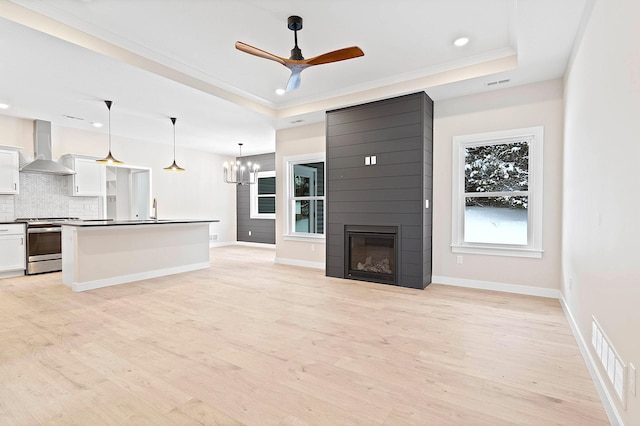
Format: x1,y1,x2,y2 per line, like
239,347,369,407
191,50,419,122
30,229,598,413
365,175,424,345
486,79,511,86
592,316,626,407
62,114,85,121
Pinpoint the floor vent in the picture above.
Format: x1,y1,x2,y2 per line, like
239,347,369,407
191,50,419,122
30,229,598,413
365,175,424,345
591,316,626,407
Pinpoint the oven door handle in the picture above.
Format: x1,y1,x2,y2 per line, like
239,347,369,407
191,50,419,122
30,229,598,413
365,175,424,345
27,227,61,234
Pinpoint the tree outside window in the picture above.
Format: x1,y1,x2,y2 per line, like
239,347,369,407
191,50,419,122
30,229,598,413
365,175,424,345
452,126,543,258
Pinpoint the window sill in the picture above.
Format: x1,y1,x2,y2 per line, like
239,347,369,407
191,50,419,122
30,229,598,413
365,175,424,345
452,244,543,258
283,234,326,243
249,215,276,220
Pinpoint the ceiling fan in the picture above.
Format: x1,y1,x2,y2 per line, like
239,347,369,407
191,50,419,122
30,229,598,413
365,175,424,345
235,15,364,92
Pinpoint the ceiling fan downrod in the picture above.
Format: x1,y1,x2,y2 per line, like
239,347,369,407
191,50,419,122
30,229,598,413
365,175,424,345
288,15,304,60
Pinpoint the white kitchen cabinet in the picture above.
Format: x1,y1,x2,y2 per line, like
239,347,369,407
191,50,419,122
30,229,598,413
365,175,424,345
0,224,25,277
61,155,106,196
0,145,20,194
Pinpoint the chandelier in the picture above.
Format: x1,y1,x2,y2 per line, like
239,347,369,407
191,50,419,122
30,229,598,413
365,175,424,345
223,143,259,185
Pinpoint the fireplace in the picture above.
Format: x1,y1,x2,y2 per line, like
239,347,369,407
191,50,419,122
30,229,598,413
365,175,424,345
345,225,398,285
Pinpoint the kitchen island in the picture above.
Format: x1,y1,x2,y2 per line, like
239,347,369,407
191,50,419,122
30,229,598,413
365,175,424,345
61,219,217,292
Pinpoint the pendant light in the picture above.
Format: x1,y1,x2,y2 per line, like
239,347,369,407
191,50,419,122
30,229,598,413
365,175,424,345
96,100,123,165
164,117,185,172
223,143,259,185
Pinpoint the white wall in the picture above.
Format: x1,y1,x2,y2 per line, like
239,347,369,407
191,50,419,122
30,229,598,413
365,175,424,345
432,79,565,295
563,0,640,423
275,122,326,267
0,115,237,244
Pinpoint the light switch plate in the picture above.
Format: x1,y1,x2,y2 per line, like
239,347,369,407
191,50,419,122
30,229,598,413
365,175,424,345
365,156,370,165
371,155,377,165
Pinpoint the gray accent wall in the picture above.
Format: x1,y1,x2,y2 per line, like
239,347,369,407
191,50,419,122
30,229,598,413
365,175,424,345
236,152,275,244
326,92,433,289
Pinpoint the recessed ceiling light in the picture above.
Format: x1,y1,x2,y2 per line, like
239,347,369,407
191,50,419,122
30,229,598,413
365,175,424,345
454,37,470,47
275,88,286,96
0,103,10,109
91,122,103,128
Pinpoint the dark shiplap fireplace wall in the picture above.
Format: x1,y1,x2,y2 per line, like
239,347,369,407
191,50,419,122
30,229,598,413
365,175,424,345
325,92,433,289
236,152,275,244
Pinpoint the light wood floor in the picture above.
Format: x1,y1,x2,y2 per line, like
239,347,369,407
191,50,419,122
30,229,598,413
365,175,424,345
0,246,608,425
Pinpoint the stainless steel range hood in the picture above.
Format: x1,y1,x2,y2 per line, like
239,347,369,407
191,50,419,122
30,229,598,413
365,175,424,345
20,120,76,175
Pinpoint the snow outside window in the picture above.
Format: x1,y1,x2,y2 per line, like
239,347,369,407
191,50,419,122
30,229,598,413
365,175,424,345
452,126,543,258
283,153,325,241
250,171,276,219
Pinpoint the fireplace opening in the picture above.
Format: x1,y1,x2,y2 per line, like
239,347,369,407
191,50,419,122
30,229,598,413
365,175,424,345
345,225,398,285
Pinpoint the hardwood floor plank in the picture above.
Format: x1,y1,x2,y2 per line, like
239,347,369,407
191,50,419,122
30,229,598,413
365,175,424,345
165,398,245,426
0,245,608,425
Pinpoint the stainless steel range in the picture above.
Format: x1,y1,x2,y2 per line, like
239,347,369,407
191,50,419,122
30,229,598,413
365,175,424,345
15,218,79,275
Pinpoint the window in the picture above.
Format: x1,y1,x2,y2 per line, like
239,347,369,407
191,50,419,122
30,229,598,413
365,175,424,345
250,171,276,219
284,153,325,240
452,126,543,258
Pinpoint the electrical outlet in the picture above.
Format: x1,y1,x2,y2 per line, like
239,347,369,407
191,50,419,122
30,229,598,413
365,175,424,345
630,363,637,397
248,231,252,236
456,255,463,264
209,234,218,241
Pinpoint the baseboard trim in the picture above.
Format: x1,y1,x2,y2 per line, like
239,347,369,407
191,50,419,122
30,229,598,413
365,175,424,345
560,295,623,426
235,241,276,249
274,257,324,270
209,241,235,248
65,262,211,292
431,275,560,299
0,269,25,279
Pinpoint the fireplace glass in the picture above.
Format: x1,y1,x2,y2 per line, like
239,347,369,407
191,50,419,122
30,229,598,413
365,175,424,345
345,226,397,285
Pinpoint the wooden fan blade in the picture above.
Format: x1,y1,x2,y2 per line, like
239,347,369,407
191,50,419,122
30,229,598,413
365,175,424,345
235,41,287,66
305,46,364,66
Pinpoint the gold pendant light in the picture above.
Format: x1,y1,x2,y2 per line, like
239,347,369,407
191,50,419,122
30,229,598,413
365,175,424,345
96,100,123,165
164,117,185,172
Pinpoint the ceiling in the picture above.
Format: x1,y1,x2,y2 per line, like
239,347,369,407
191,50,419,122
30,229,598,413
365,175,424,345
0,0,589,157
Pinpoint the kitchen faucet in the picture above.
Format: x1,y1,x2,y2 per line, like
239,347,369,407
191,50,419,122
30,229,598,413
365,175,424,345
151,198,158,221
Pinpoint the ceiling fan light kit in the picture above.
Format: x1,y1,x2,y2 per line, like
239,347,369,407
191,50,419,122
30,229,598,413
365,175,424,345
235,15,364,92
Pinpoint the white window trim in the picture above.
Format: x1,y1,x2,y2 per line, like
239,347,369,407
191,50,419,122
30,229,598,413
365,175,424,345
283,152,326,242
250,170,276,220
451,126,544,258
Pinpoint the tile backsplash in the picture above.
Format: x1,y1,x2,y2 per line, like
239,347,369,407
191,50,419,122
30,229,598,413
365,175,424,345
0,195,15,222
6,173,101,220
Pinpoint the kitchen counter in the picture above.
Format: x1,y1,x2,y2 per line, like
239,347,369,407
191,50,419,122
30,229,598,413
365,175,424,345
61,218,217,227
61,219,217,292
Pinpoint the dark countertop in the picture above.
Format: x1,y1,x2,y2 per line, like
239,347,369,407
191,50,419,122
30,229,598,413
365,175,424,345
0,222,25,226
61,219,219,227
